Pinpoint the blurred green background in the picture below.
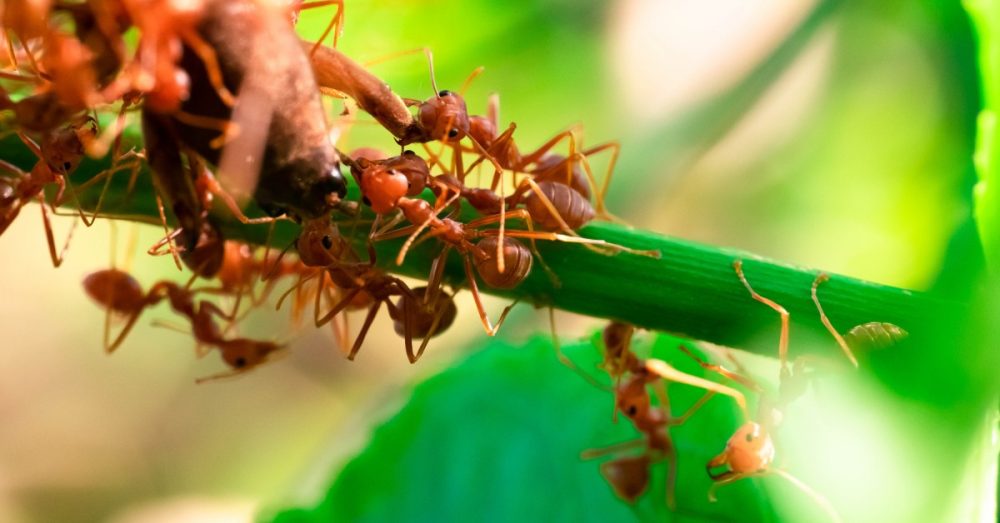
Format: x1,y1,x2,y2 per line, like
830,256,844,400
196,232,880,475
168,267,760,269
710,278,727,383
0,0,994,522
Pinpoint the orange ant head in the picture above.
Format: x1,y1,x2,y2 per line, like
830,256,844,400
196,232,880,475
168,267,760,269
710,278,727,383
392,286,458,338
473,237,532,289
359,165,409,214
708,422,775,478
296,217,350,267
83,269,146,314
418,90,470,143
384,150,429,196
219,339,284,372
600,454,651,503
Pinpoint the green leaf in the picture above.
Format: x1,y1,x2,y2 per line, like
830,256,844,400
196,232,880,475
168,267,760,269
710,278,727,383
267,333,778,523
966,0,1000,270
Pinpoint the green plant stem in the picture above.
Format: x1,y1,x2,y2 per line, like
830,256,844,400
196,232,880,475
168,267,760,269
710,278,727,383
1,128,959,357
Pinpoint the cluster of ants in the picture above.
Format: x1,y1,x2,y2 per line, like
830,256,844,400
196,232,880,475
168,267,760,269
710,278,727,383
0,0,653,380
1,0,910,515
579,262,907,519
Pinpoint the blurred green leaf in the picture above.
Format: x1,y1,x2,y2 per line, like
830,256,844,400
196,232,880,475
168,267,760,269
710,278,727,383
267,333,780,523
966,0,1000,270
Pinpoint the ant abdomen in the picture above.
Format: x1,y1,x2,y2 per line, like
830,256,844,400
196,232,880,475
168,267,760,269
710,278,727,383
525,180,595,231
474,237,532,289
392,286,458,339
600,455,652,504
83,269,146,314
845,322,908,350
531,154,592,200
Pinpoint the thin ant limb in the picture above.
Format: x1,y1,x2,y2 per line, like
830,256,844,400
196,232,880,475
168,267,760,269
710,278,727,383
298,1,346,54
548,307,610,390
580,438,647,460
460,249,517,336
734,259,790,378
152,192,183,270
645,358,750,421
811,273,859,368
677,345,765,394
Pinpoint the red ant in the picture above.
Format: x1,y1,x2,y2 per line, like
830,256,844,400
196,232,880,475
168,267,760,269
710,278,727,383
584,322,749,508
279,217,454,363
678,261,851,521
83,264,283,382
0,117,101,266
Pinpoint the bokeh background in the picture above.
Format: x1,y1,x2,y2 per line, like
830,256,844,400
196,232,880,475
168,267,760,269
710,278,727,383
0,1,992,522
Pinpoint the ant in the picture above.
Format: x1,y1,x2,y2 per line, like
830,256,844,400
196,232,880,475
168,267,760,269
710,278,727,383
139,0,347,228
83,265,283,381
682,260,853,521
279,217,452,363
584,322,749,508
0,117,101,266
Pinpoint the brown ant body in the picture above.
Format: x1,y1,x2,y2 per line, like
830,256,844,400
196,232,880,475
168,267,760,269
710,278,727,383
83,267,283,381
0,118,99,266
585,322,748,508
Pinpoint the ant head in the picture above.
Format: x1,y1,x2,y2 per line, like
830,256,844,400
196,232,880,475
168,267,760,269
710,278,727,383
296,217,350,267
600,455,652,503
41,121,89,174
418,90,470,143
220,339,284,371
473,236,532,290
392,286,458,338
712,422,776,475
82,269,146,314
359,165,409,214
384,151,429,196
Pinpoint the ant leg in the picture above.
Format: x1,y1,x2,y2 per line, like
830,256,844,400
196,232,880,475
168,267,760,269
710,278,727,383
300,0,345,54
811,273,859,368
462,253,515,336
734,260,791,378
548,307,609,390
467,207,559,285
315,285,364,328
178,29,236,107
106,308,146,354
771,469,844,523
576,142,628,224
706,471,748,502
171,110,240,149
150,193,183,270
198,167,286,225
580,438,646,459
37,192,76,267
676,345,765,394
394,193,461,266
347,300,382,360
481,225,660,258
486,93,500,129
670,390,717,426
644,358,750,421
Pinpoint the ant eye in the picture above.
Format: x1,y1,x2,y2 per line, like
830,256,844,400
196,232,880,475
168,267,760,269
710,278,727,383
745,432,754,443
234,357,247,368
448,128,459,138
403,150,415,156
321,235,334,250
439,90,453,97
627,405,637,416
362,196,371,206
62,162,72,170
